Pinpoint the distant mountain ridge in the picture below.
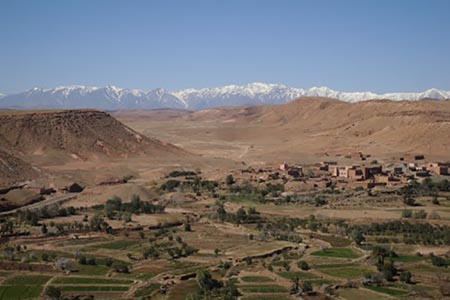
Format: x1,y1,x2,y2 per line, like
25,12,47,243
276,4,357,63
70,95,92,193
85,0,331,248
1,83,449,110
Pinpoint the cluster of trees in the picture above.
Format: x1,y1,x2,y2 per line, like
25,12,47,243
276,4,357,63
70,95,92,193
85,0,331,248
104,195,164,220
77,254,97,265
160,177,219,193
17,205,77,226
430,254,449,268
75,253,129,273
186,270,239,300
290,275,313,295
227,182,285,203
401,209,428,219
273,193,328,207
399,178,450,205
364,247,413,285
0,220,14,234
89,214,112,233
214,202,262,224
350,221,450,245
38,215,113,235
2,245,26,261
143,235,198,260
255,217,306,243
371,247,399,281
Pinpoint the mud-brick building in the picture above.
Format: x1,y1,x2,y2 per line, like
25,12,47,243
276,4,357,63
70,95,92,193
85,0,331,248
426,162,449,176
362,165,382,179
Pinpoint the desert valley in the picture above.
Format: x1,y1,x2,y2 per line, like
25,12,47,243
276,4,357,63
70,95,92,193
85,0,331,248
1,96,450,300
2,1,450,299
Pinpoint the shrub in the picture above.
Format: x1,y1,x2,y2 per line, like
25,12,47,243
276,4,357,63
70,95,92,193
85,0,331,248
401,209,412,218
297,260,310,270
413,210,427,219
431,255,447,267
400,271,412,283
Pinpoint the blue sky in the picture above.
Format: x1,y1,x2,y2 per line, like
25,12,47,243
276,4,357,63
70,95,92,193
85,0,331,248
1,0,449,94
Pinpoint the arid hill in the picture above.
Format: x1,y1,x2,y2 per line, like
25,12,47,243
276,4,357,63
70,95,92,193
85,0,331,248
0,110,184,162
0,149,42,186
116,98,450,162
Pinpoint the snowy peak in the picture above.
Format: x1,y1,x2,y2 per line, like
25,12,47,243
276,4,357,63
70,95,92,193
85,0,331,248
0,83,449,110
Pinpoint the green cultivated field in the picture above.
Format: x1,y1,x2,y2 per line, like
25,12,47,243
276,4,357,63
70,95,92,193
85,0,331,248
134,283,161,297
84,239,142,250
0,285,43,300
277,271,319,280
3,275,51,285
242,297,292,300
0,275,52,300
53,276,133,285
240,285,289,293
75,264,110,276
55,285,129,292
241,276,275,283
316,265,371,279
311,248,360,259
364,285,410,296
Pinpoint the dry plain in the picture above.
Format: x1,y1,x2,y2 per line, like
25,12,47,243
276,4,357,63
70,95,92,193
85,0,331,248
0,99,450,300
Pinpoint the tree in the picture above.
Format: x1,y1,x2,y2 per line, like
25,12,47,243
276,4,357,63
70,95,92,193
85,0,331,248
400,271,412,283
78,255,87,265
41,224,48,234
297,260,310,270
3,247,15,261
226,174,235,186
196,270,221,291
41,252,49,262
302,282,313,293
431,255,447,267
403,196,416,206
282,260,291,271
290,275,300,294
44,286,61,300
184,222,192,232
413,210,427,219
105,257,114,267
382,259,397,281
143,246,159,259
236,207,247,222
401,209,413,218
131,194,141,212
123,212,132,223
350,229,365,245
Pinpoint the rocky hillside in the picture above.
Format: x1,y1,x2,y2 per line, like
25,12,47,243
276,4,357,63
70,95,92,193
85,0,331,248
243,98,450,158
0,110,184,161
0,149,41,186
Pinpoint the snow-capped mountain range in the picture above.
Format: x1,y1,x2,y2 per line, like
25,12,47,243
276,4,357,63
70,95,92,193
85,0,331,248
0,83,449,110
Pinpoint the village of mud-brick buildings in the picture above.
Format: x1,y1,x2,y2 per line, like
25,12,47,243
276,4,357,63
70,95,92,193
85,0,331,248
239,152,450,191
